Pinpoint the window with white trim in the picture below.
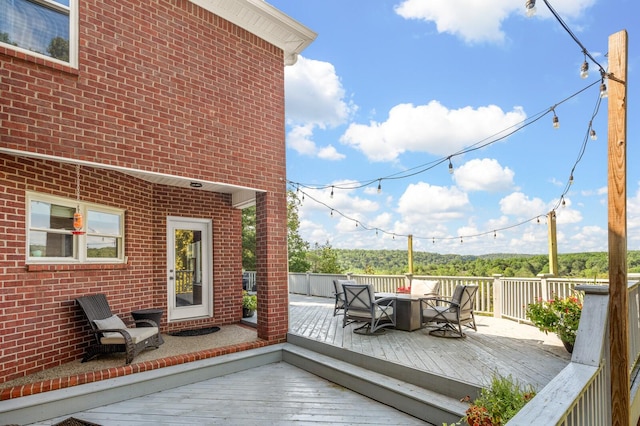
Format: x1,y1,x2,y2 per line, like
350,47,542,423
27,192,125,263
0,0,77,67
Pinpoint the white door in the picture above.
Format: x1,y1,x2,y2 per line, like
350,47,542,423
167,217,212,321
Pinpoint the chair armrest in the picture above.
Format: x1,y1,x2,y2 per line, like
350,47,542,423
374,297,396,307
420,297,458,309
92,328,134,344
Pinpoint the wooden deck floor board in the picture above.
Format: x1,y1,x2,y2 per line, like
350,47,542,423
28,294,570,425
32,362,428,425
288,294,570,390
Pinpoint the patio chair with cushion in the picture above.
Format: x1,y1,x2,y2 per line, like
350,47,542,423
332,279,355,316
410,279,440,298
342,283,396,335
76,293,163,364
420,284,478,338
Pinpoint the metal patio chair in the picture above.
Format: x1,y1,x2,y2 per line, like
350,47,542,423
76,293,163,364
420,284,478,338
332,279,355,316
342,283,396,335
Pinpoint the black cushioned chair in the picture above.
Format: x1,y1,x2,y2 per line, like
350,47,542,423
76,294,162,364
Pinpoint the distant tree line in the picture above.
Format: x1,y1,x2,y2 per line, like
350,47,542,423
242,191,640,278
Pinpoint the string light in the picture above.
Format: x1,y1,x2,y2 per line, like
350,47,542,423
330,209,333,217
552,109,560,128
561,197,566,207
330,186,334,198
580,59,589,79
569,174,574,185
448,158,454,174
377,180,382,194
590,129,597,140
525,0,536,17
494,231,497,239
600,81,608,98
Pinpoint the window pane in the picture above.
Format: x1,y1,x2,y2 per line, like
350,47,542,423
0,0,70,62
87,210,121,235
29,230,73,258
87,236,119,258
30,201,74,230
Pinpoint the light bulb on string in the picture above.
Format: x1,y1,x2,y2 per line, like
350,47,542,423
377,180,382,194
448,158,454,174
552,111,560,129
561,197,566,207
600,82,608,98
569,174,574,186
330,209,333,217
460,237,463,244
525,0,536,17
432,238,435,244
493,231,497,239
330,186,334,199
580,60,589,79
590,129,597,140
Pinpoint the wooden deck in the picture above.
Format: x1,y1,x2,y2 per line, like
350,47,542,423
23,294,571,425
288,294,571,390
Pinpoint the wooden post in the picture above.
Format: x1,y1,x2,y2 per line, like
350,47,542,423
607,29,628,426
547,211,558,276
407,234,414,275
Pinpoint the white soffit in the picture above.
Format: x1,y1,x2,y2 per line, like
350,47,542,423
0,148,261,209
188,0,317,65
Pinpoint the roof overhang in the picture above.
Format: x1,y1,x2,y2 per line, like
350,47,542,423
0,148,261,209
188,0,317,65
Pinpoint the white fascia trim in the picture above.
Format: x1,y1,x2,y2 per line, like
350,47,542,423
0,148,262,209
188,0,317,65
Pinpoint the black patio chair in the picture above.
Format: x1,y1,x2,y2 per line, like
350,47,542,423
76,293,163,364
420,284,478,338
332,279,355,316
342,283,396,335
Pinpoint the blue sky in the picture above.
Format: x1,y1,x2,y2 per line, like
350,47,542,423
268,0,638,256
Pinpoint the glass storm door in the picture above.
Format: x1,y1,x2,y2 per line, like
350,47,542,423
167,217,212,321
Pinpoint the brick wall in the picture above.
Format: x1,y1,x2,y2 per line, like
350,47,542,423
0,0,288,384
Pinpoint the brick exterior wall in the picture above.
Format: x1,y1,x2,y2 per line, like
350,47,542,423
0,0,289,384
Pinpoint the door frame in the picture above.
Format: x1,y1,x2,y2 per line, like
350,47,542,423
166,216,213,321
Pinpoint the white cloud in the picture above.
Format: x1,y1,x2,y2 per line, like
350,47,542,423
393,0,597,44
394,0,515,44
397,182,470,224
287,125,317,156
340,101,526,162
317,145,346,161
285,56,356,159
499,192,547,217
285,56,356,128
454,158,515,192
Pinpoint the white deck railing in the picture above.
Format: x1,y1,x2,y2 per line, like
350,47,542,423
286,271,640,424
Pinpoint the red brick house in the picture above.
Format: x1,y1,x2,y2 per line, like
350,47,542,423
0,0,315,384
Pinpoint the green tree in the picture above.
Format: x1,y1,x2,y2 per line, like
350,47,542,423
287,191,311,272
241,206,256,271
308,241,343,274
47,37,69,62
241,191,310,272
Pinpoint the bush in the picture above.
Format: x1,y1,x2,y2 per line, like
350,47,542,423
526,293,582,345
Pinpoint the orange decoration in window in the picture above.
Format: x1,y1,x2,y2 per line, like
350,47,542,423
73,211,83,231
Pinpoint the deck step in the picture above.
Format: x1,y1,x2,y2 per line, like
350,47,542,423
284,335,474,424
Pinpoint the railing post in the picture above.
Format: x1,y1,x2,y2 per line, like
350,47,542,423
492,274,502,318
538,273,552,301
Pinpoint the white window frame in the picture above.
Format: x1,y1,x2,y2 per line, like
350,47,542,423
0,0,79,68
26,192,125,264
